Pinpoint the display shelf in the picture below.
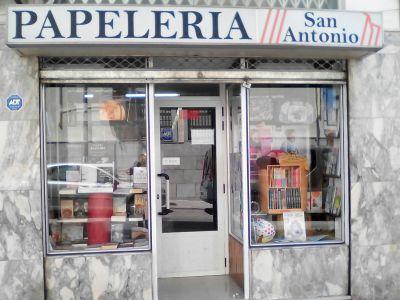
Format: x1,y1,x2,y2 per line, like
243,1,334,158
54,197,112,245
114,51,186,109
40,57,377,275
251,212,268,216
259,162,308,214
56,187,147,198
50,218,88,224
110,216,144,222
50,217,145,224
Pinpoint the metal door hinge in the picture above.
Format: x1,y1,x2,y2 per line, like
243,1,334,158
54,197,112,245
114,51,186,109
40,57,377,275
223,184,226,194
225,257,227,267
222,121,224,131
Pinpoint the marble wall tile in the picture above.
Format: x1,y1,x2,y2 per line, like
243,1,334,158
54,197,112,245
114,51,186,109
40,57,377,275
0,25,39,122
349,118,400,183
0,190,42,261
0,120,40,190
46,252,152,300
348,33,400,119
351,181,400,247
384,31,400,46
0,258,44,300
351,244,400,300
349,31,400,300
250,245,348,300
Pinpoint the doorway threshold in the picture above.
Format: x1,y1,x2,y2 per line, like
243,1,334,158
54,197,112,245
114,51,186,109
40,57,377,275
158,275,244,300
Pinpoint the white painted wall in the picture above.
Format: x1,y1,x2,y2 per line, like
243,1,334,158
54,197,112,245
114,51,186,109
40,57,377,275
345,0,400,30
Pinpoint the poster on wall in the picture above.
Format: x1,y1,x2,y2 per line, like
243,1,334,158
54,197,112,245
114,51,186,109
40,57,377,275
191,129,214,145
283,211,306,242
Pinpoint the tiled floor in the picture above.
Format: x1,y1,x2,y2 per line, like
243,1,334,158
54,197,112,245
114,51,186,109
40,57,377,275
158,275,244,300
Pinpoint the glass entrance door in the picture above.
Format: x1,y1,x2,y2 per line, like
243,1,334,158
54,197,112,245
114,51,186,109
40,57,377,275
153,85,227,278
159,107,218,233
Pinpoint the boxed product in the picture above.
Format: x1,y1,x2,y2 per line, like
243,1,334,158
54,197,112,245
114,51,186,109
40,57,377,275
60,199,74,218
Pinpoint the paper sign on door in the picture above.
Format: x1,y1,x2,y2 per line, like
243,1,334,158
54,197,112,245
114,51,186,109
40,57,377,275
191,129,214,145
162,157,181,166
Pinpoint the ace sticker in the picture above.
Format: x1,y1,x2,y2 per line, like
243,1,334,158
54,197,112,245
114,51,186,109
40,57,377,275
6,95,23,111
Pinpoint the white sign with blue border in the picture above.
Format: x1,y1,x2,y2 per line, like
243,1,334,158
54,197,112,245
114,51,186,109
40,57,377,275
6,94,23,111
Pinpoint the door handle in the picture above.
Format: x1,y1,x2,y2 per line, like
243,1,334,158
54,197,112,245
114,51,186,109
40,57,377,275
157,173,173,215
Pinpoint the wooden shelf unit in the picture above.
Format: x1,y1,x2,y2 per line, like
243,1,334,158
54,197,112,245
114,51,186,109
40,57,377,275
260,164,307,214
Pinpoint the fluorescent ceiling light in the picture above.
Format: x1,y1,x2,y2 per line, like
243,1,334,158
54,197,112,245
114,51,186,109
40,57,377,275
125,93,146,98
84,94,94,98
125,93,181,98
156,93,180,97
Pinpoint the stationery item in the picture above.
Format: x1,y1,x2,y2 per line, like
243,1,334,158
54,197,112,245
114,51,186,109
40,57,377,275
134,194,148,219
283,211,306,242
133,167,147,184
130,188,144,194
252,217,276,243
59,188,77,195
50,223,61,244
100,100,126,121
78,186,113,194
308,191,323,213
131,227,148,241
66,170,81,182
110,223,124,243
81,165,97,184
87,193,112,245
113,197,126,216
73,200,87,218
111,215,127,222
60,200,74,218
134,238,149,248
62,224,84,243
307,235,328,242
100,243,119,250
118,242,134,248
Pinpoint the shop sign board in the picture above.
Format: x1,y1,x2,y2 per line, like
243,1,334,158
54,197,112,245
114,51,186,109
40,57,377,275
7,6,383,49
6,94,23,111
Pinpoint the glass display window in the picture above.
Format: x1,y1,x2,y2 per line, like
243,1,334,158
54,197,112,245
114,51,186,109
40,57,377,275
44,83,150,254
248,85,346,246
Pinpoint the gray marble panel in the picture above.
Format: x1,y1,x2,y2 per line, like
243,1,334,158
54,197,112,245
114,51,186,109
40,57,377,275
348,32,400,119
0,120,40,190
349,31,400,300
0,258,44,300
46,252,152,300
351,244,400,300
349,118,400,183
0,190,42,261
0,25,39,122
351,181,400,247
250,245,348,300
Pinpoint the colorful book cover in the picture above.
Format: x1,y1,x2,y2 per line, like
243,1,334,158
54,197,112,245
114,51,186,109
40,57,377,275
308,191,323,213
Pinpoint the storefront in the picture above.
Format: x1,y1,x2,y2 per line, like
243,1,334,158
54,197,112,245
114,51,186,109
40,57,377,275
1,2,396,300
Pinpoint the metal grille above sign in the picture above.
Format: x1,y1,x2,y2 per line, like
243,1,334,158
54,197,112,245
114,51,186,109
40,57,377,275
39,56,346,72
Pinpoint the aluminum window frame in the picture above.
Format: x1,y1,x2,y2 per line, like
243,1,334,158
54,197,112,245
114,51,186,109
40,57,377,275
40,68,348,255
40,82,153,256
245,82,349,249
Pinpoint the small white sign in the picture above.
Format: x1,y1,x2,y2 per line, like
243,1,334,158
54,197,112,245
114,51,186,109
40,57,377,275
191,129,214,145
162,157,181,166
66,170,80,182
133,167,147,184
283,211,306,242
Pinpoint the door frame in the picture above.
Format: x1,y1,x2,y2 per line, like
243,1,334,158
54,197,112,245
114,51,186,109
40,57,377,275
149,84,230,296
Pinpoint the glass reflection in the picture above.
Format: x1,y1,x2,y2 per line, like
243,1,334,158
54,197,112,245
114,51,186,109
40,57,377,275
45,84,150,253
